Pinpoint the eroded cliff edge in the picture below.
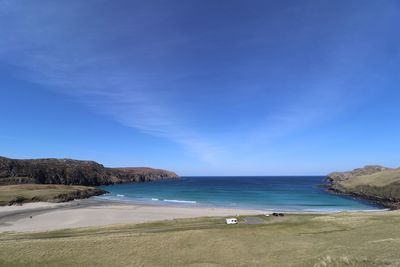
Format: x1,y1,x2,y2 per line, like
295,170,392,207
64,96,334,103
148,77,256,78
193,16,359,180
0,156,179,186
326,165,400,210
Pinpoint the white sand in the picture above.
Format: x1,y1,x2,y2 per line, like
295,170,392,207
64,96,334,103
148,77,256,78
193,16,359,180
0,199,263,232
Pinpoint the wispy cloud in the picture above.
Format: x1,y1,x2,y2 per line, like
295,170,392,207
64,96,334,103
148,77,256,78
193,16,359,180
0,0,391,172
0,0,228,163
12,55,225,163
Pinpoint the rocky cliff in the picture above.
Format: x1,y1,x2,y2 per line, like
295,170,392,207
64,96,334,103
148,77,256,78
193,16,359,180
326,165,400,209
0,156,178,186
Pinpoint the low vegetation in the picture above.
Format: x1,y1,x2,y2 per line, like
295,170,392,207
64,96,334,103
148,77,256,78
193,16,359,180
0,156,178,186
1,212,400,266
327,166,400,209
0,184,106,206
341,168,400,187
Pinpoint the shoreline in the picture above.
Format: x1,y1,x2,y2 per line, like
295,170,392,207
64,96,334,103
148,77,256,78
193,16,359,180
94,195,386,213
0,198,390,233
0,198,264,233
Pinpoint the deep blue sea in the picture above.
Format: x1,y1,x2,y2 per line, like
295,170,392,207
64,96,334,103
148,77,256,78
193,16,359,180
97,176,383,212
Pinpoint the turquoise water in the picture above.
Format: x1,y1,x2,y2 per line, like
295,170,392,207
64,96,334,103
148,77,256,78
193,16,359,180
97,176,383,212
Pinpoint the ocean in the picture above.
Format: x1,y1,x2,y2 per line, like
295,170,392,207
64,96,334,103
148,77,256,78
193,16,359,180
97,176,383,212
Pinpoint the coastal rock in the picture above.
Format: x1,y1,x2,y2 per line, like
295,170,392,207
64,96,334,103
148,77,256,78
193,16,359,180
0,156,178,186
326,165,400,210
50,187,108,203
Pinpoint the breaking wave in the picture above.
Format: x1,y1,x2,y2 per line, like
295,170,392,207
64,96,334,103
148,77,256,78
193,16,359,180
163,199,197,204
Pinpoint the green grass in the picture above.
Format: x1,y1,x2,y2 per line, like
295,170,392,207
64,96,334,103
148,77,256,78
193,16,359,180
1,212,400,266
0,184,98,206
339,169,400,200
341,169,400,188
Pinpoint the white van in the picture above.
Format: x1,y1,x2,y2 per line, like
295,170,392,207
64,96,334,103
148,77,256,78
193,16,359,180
225,218,238,224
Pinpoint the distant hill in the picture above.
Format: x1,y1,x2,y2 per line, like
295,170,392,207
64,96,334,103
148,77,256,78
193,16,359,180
0,156,178,186
326,165,400,209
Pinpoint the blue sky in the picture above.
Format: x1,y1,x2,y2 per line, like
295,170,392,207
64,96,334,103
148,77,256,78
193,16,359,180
1,0,399,175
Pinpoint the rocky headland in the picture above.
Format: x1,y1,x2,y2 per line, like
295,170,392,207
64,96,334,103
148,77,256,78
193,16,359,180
0,156,178,186
326,165,400,209
0,156,178,205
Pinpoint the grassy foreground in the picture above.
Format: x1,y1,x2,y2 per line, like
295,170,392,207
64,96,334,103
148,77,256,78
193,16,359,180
1,212,400,266
0,184,104,206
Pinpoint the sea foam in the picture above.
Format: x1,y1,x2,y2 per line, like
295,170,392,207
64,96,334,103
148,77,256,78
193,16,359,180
163,199,197,204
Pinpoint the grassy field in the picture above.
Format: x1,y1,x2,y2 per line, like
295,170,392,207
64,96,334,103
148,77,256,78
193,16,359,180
0,184,101,206
339,169,400,201
341,169,400,188
1,211,400,266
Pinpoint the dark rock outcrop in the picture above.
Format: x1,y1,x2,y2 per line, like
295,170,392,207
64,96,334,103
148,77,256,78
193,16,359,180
50,187,108,203
0,156,178,186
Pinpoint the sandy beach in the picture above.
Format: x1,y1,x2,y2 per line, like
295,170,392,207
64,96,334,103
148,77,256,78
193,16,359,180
0,199,264,232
